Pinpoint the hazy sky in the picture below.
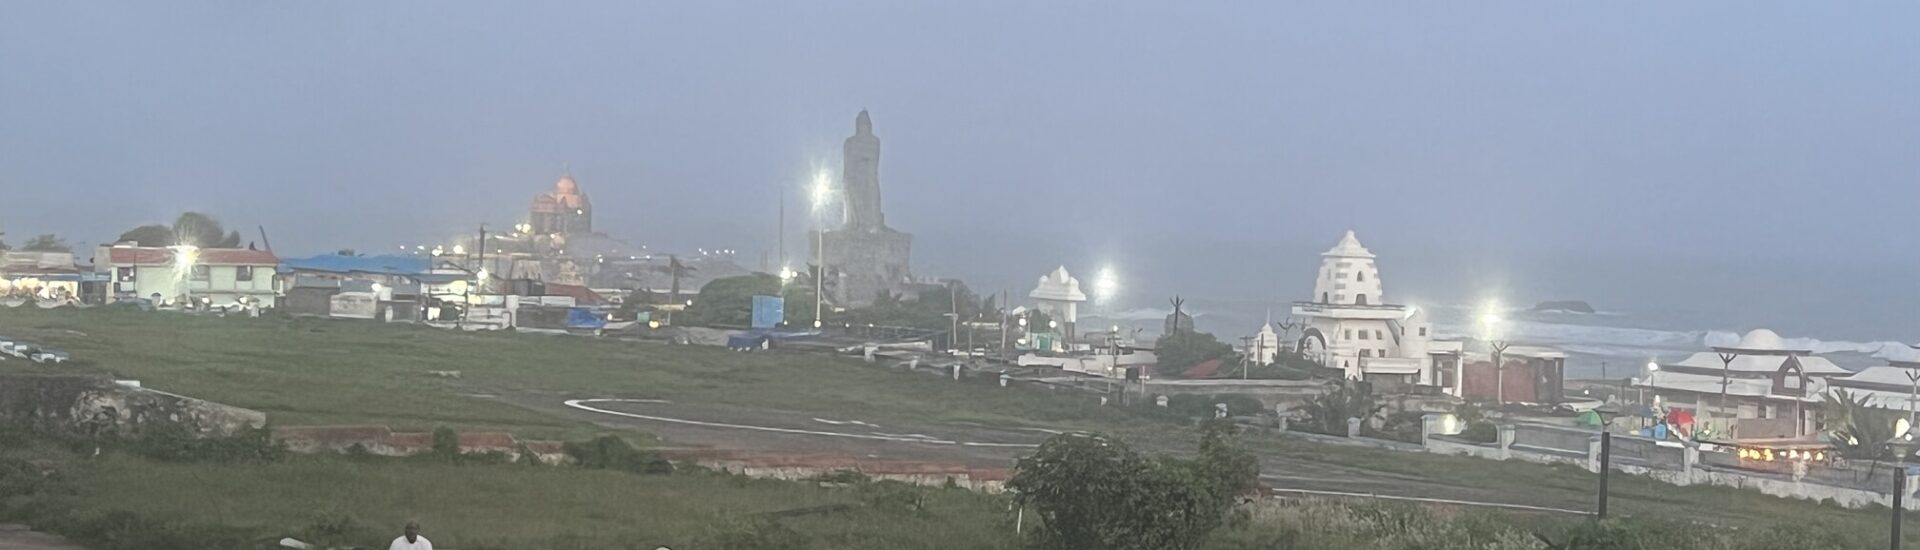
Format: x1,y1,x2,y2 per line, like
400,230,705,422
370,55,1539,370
4,2,1917,333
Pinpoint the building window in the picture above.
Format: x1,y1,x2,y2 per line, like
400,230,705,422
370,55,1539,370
1419,327,1428,337
1375,330,1384,340
1344,330,1352,340
1335,283,1347,290
1359,349,1372,358
1321,292,1329,303
1335,294,1345,302
1357,330,1368,340
1355,293,1368,305
1379,348,1387,357
1337,272,1349,279
236,266,254,282
1357,271,1365,282
116,267,135,282
190,265,210,281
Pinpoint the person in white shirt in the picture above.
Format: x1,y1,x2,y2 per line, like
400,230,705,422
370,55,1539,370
389,521,432,550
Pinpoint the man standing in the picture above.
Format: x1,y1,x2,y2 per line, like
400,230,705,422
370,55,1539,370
389,521,432,550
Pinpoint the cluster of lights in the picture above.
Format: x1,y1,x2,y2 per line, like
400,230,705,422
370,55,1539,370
1737,448,1826,463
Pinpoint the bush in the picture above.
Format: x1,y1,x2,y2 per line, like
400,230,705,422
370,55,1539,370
119,425,286,464
562,435,673,474
1459,422,1499,444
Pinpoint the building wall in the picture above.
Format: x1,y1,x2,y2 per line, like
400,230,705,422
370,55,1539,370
1461,356,1565,403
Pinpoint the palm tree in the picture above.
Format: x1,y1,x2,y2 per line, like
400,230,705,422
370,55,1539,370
1824,388,1897,459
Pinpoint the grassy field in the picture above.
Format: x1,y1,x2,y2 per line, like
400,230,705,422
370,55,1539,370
0,307,1146,439
5,306,1920,548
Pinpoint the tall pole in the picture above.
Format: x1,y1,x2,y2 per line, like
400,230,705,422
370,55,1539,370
813,230,824,328
1895,469,1906,550
476,224,488,277
778,187,786,271
1491,341,1510,405
1905,371,1920,428
949,282,959,352
1718,352,1738,432
1000,289,1010,362
1597,431,1612,519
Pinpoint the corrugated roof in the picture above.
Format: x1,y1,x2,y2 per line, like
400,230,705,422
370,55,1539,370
281,254,429,275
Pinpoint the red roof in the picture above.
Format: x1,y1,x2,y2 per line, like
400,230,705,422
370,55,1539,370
543,283,606,306
105,247,278,266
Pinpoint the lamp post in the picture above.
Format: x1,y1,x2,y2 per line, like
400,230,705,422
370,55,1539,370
1716,351,1739,434
1491,340,1511,405
1643,360,1659,407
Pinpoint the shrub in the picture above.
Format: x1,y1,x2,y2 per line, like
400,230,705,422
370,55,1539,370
120,425,287,464
562,435,673,474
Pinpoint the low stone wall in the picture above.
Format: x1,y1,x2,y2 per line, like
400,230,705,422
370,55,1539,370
0,373,264,437
655,448,1012,492
272,425,569,465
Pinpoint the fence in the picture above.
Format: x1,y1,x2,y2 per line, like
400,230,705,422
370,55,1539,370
1389,415,1920,511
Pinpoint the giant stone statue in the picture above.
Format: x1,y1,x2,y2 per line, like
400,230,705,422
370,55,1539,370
842,110,885,231
813,110,913,308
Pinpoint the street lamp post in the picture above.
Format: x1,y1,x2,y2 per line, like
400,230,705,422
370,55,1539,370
1716,352,1738,434
1491,340,1511,406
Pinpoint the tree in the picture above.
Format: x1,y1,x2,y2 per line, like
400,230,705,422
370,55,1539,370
1824,388,1898,459
116,212,243,248
116,224,175,246
683,273,780,327
1008,423,1257,550
1293,380,1385,436
20,234,67,252
172,212,240,247
1155,330,1235,373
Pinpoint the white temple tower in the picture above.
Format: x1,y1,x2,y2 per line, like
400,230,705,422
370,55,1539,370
1029,266,1088,338
1291,230,1439,387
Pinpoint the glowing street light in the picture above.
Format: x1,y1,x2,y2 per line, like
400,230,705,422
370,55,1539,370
1479,302,1510,406
452,244,466,256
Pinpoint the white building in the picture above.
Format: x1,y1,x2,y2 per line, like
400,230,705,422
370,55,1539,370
1290,231,1442,386
1634,328,1848,439
95,245,278,309
1029,266,1088,340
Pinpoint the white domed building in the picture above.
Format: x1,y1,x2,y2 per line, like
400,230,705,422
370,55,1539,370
1636,328,1849,439
1028,266,1088,341
1289,231,1446,388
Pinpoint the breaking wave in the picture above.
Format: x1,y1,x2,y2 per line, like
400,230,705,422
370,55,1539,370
1435,320,1911,360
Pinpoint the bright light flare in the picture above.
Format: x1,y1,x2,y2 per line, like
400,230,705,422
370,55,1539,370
1094,267,1119,302
808,170,834,212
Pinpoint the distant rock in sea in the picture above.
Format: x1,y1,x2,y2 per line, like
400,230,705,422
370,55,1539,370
1531,300,1596,314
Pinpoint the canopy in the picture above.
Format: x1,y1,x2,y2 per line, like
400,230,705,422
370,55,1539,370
1577,410,1605,427
1667,408,1695,426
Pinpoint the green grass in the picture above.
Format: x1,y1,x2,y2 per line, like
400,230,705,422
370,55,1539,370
2,445,1018,550
0,307,1146,439
6,307,1920,548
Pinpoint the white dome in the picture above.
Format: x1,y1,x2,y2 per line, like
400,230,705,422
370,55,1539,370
1029,266,1088,302
1736,329,1786,351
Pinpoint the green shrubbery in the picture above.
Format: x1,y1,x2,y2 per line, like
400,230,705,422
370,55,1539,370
562,435,674,474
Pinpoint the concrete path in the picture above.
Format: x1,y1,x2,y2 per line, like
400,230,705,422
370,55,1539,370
0,524,83,550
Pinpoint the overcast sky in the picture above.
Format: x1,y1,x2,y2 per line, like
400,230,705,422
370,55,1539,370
4,2,1917,330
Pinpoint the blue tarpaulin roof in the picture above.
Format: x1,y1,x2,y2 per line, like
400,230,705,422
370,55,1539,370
280,254,429,275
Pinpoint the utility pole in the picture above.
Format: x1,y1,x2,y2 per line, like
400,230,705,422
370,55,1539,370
1240,335,1255,380
999,289,1010,362
949,282,959,352
1597,431,1612,519
813,230,824,328
1491,340,1511,406
778,187,786,271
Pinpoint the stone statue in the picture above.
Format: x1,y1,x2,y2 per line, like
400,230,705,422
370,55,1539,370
841,110,885,231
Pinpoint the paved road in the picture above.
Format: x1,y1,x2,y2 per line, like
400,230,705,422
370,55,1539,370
513,395,1598,515
0,525,82,550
